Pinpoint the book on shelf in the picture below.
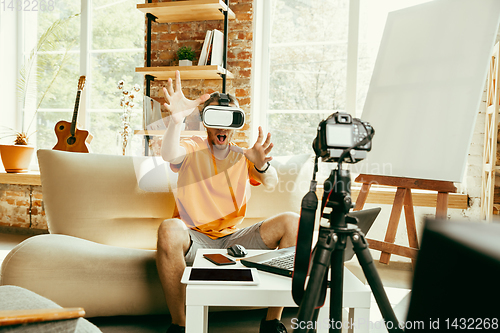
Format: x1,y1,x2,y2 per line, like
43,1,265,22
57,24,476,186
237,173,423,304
206,41,213,66
198,30,213,66
198,29,224,67
143,96,168,131
210,29,224,67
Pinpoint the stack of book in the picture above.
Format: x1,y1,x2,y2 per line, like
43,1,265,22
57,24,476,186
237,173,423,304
198,29,224,66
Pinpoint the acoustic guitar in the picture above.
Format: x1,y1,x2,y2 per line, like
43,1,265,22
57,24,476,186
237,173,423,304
53,76,93,153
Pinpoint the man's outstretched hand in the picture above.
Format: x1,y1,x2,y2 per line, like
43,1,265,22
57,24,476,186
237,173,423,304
245,126,273,170
163,70,210,124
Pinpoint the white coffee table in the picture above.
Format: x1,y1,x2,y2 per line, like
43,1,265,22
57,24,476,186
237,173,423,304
184,249,371,333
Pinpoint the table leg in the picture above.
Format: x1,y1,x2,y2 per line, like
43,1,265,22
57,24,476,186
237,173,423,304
186,305,208,333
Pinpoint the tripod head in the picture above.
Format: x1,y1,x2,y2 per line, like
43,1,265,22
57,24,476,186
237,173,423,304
320,166,354,229
310,111,374,228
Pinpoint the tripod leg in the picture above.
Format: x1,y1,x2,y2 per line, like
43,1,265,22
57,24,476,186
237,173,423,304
295,230,337,333
351,231,403,333
329,239,346,333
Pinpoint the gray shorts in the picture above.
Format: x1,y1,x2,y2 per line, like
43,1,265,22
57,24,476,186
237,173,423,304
184,221,272,265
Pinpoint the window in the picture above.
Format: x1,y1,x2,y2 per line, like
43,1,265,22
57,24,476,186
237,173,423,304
23,1,81,151
255,0,434,158
88,0,144,155
16,0,144,157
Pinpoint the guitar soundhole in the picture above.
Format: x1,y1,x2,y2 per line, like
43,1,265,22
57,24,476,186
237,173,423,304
67,136,76,145
59,125,65,130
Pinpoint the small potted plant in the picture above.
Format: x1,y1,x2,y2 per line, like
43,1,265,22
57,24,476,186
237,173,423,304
177,46,196,66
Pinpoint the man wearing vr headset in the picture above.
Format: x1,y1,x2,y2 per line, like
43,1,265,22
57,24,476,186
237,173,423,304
157,71,298,333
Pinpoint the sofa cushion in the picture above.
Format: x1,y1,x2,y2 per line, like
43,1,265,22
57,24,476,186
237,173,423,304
246,154,313,220
134,155,178,192
37,150,176,249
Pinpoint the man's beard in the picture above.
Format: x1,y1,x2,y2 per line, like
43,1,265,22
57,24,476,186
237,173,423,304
212,142,228,150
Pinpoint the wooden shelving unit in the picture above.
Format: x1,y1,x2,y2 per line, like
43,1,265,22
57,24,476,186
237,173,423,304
135,0,235,83
136,0,234,155
137,0,235,23
135,65,234,81
481,42,500,220
0,172,41,186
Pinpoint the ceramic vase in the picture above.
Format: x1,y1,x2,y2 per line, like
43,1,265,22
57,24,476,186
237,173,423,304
179,59,192,66
0,144,35,173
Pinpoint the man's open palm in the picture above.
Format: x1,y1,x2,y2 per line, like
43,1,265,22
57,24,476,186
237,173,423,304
163,71,210,124
245,126,273,170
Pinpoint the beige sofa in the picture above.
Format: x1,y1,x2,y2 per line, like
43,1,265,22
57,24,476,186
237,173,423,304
1,149,312,317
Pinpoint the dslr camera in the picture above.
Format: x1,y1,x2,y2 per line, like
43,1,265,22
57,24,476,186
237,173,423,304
313,112,373,163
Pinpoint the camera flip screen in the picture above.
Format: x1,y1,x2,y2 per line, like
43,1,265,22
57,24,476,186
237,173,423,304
326,125,353,148
202,105,245,129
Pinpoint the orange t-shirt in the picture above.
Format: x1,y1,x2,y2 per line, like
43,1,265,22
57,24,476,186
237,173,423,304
170,136,260,239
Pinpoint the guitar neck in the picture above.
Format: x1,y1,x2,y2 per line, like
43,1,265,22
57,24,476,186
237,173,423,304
70,91,82,137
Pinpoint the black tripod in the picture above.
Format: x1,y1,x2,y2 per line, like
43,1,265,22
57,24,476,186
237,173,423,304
292,165,403,333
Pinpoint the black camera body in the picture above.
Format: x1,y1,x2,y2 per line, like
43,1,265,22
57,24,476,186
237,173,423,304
313,112,373,163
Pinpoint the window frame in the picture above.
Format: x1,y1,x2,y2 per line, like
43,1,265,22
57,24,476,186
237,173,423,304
12,0,144,159
251,0,361,144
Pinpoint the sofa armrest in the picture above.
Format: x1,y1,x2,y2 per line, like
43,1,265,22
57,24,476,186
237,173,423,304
1,234,168,317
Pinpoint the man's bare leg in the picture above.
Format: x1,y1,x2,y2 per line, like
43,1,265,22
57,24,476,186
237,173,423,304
157,218,192,327
259,212,300,321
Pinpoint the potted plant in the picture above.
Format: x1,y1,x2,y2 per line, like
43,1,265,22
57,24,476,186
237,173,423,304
177,46,196,66
0,14,78,173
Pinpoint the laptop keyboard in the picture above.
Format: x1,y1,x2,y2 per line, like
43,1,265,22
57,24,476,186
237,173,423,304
262,253,295,270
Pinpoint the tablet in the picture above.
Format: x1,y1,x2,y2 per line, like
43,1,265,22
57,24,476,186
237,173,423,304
181,267,260,286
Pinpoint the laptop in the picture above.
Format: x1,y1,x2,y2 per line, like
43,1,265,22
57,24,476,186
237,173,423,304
241,207,381,277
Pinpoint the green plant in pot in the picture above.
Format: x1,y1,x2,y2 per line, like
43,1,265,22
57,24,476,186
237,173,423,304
177,46,196,66
0,14,78,173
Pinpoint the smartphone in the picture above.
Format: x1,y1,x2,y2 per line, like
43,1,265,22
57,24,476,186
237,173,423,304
203,253,236,266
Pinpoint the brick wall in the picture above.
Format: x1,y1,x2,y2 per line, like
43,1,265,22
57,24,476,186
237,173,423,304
0,184,47,230
147,0,254,154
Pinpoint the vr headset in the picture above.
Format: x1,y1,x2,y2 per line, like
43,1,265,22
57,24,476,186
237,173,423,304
202,93,245,129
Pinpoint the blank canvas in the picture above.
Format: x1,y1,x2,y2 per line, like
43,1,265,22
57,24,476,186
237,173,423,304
360,0,500,182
